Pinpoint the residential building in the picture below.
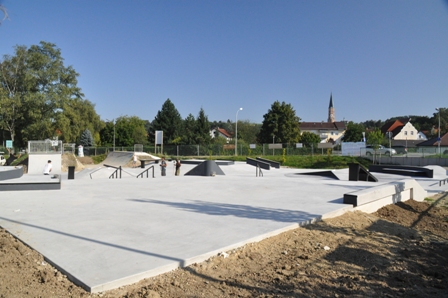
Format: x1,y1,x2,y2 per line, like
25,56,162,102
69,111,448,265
381,118,427,148
210,127,232,143
300,94,346,144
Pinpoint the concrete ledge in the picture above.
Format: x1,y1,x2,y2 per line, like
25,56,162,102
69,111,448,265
0,166,24,181
0,175,61,191
256,157,280,169
343,179,427,213
369,165,434,178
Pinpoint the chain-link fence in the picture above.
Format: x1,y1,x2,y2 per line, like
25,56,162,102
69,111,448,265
77,143,338,157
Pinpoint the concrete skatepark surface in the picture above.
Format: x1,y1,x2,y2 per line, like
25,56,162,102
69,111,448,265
0,161,447,293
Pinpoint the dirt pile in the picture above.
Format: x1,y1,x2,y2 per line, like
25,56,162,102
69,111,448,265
0,193,447,297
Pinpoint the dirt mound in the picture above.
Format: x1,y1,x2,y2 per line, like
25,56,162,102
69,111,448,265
0,193,447,297
61,153,87,172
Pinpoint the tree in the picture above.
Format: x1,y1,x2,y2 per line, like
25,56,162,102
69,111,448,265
257,101,301,144
99,116,147,147
300,131,321,148
152,99,182,145
342,122,365,142
236,120,261,145
0,42,92,147
366,129,384,150
80,129,94,147
181,113,196,145
195,108,212,145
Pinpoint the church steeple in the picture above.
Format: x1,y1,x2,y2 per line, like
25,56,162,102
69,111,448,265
328,93,335,123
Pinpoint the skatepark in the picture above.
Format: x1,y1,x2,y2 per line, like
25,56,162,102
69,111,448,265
0,152,447,293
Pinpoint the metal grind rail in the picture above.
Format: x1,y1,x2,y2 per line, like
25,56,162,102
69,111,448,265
104,164,122,179
136,165,155,178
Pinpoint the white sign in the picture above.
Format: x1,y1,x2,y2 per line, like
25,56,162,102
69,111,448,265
268,144,282,149
155,131,163,145
250,144,256,149
296,143,303,148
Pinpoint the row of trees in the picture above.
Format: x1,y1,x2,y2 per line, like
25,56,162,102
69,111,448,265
1,41,446,151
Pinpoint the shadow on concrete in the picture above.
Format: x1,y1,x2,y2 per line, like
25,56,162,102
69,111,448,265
129,199,320,223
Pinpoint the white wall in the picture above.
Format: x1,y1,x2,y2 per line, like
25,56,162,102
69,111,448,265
28,154,62,175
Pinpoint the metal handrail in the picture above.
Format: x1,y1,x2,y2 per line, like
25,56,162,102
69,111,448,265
104,164,122,179
256,165,263,177
89,167,104,179
136,165,155,178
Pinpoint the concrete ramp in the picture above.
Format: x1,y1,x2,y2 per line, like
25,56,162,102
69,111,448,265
102,152,134,167
184,160,225,176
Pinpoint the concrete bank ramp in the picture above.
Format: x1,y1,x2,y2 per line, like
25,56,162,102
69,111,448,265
102,152,134,167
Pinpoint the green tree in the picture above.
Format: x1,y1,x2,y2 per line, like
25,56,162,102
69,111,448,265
300,131,321,148
100,116,147,147
342,122,365,142
80,129,94,147
236,120,261,145
257,101,301,144
152,99,182,145
0,42,92,147
432,108,448,136
366,129,384,150
195,108,211,145
181,113,196,145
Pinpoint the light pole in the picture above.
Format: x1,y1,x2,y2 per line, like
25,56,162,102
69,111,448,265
113,119,116,152
235,108,243,155
436,108,441,156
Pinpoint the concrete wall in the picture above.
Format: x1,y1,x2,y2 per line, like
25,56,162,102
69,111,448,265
28,154,62,175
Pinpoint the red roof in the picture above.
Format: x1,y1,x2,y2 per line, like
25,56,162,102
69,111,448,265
216,127,232,138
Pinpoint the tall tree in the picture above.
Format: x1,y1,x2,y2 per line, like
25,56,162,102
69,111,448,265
257,101,301,144
236,120,261,145
0,42,91,147
152,99,182,144
100,116,147,147
342,122,365,142
80,129,94,147
181,113,196,145
195,108,211,145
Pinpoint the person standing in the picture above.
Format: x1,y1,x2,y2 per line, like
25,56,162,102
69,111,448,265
175,159,181,176
133,154,138,168
43,160,52,175
160,156,167,176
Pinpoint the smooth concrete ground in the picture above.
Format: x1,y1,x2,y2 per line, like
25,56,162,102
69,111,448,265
0,162,447,293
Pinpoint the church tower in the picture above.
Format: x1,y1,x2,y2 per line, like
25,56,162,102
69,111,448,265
328,93,335,123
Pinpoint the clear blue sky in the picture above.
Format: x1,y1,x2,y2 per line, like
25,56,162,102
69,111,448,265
1,0,447,124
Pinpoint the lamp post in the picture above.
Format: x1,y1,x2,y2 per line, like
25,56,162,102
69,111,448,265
235,108,243,156
436,108,441,157
113,119,116,152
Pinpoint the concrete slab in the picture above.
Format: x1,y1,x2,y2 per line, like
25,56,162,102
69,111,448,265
0,162,446,293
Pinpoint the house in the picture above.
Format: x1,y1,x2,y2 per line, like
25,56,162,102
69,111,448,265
416,132,448,154
210,127,232,143
300,122,347,144
381,118,427,148
300,94,347,144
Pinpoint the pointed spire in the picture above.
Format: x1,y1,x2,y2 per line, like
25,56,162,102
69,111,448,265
328,93,335,123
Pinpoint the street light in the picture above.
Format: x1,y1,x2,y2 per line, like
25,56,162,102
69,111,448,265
235,108,243,155
436,108,441,157
113,119,116,152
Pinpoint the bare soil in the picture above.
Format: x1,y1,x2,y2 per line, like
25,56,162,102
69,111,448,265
1,170,447,297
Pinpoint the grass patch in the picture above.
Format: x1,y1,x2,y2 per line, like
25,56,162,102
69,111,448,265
91,154,107,164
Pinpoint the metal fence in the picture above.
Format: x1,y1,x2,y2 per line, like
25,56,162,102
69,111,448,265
76,143,448,159
77,143,339,157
